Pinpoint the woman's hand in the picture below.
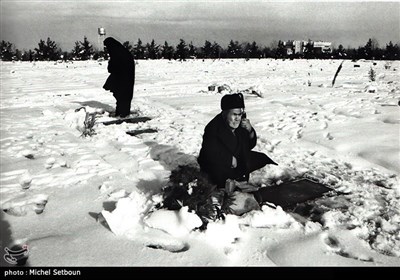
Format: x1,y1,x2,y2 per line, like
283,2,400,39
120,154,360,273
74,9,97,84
225,179,236,193
240,118,253,133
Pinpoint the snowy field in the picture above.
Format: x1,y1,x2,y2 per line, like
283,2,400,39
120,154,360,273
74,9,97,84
0,58,399,267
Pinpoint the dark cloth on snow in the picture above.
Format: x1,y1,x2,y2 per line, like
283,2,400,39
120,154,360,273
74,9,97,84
198,112,276,188
103,37,135,117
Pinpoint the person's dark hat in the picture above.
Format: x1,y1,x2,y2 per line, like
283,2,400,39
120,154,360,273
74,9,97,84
221,93,245,110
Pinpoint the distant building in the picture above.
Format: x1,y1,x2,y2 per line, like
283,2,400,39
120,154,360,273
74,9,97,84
294,40,306,54
283,41,294,55
313,41,332,54
283,40,332,55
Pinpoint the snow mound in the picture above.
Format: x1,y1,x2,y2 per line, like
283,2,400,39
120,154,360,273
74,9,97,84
144,206,202,237
101,191,152,238
202,214,243,247
63,108,87,133
243,205,301,229
63,106,102,134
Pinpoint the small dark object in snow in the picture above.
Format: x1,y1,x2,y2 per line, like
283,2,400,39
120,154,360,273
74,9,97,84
332,60,344,87
251,90,262,97
354,64,360,68
217,85,230,93
126,128,157,137
102,116,151,126
24,154,34,159
146,243,189,253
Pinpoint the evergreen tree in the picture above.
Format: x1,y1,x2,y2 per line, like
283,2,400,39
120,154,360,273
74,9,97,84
211,41,221,59
14,49,22,61
357,46,366,60
364,38,373,59
61,51,69,62
303,40,314,59
176,39,188,61
249,41,260,58
227,40,242,58
35,37,61,61
242,42,251,59
161,41,174,60
201,40,213,59
261,46,273,58
364,38,380,59
133,39,145,59
0,40,14,61
123,41,134,56
79,36,94,60
384,41,400,60
392,43,400,60
71,41,83,60
188,41,197,58
268,41,279,58
346,47,357,60
334,44,346,58
21,50,34,61
384,41,394,60
275,40,287,58
146,39,159,59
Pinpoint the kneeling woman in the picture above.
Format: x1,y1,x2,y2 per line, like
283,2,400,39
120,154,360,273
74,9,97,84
198,92,277,189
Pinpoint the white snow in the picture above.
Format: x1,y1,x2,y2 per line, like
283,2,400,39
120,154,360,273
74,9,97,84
0,59,399,267
144,207,203,237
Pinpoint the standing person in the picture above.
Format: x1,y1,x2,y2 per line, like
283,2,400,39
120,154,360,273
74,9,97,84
198,92,277,190
103,37,135,118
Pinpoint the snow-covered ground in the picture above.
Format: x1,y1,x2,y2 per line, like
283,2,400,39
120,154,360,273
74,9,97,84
0,58,399,267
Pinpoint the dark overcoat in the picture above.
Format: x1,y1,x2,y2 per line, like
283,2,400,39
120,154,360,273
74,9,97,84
103,37,135,116
198,113,257,188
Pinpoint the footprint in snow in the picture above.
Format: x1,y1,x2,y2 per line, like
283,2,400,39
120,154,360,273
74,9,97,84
321,121,328,130
223,237,241,257
290,129,302,140
323,234,373,262
19,172,33,190
145,240,190,253
307,150,317,156
20,149,35,159
2,194,49,216
324,132,334,140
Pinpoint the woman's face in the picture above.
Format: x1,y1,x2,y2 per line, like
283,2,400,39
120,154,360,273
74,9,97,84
225,108,244,130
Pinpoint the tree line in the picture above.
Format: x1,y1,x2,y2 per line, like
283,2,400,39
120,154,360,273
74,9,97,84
1,36,399,61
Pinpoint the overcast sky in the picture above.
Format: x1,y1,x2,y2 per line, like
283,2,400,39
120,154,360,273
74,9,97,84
1,0,399,51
